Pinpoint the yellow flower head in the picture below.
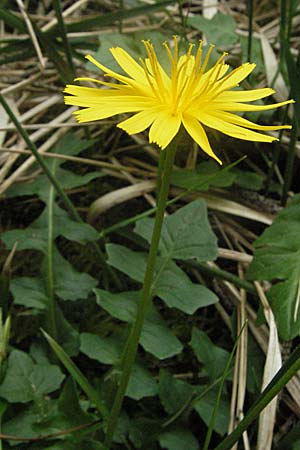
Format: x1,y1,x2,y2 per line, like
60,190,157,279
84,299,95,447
64,37,293,164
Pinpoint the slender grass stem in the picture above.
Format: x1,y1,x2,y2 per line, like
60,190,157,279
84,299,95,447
247,0,253,61
52,0,75,78
282,117,298,204
104,140,177,448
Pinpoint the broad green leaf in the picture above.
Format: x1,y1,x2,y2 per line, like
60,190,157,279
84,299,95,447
247,196,300,339
135,199,218,261
80,332,122,365
158,427,199,450
10,252,97,307
10,277,48,309
155,260,217,313
233,169,264,191
2,204,98,253
106,244,217,313
126,363,158,400
188,12,238,47
194,388,230,435
0,350,64,403
106,243,147,283
95,289,183,359
3,382,93,446
3,403,48,442
171,162,236,192
90,31,169,74
44,443,107,450
6,167,103,202
190,327,229,379
158,370,195,415
50,249,98,301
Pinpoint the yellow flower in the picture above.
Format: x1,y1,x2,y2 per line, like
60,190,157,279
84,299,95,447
64,37,293,164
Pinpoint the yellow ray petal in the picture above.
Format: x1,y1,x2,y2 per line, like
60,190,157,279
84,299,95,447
64,85,128,98
117,109,159,134
197,111,277,142
212,110,292,131
217,87,275,103
215,63,256,92
182,114,222,164
72,99,150,122
211,99,294,112
85,54,149,94
110,47,146,81
149,111,181,149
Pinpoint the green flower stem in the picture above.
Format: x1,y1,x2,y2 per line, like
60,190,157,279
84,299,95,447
213,342,300,450
47,177,56,340
104,140,177,448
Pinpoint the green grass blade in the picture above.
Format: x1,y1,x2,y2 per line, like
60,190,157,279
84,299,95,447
34,27,75,84
41,329,108,418
65,0,175,32
0,6,26,32
52,0,75,77
246,0,253,61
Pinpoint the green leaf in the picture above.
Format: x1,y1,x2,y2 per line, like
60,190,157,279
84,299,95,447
190,327,229,379
95,289,183,359
106,244,218,314
171,162,236,192
187,12,238,47
10,277,48,309
194,388,229,436
126,363,158,400
158,370,194,415
159,427,199,450
0,349,64,403
51,249,98,301
233,169,264,191
2,204,98,253
247,195,300,339
80,332,122,365
135,199,218,262
10,252,97,307
6,167,103,202
90,31,169,74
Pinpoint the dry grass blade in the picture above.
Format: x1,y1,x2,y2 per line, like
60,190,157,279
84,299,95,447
87,180,156,223
255,281,282,450
0,107,74,194
15,0,46,69
175,190,274,225
228,265,249,450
